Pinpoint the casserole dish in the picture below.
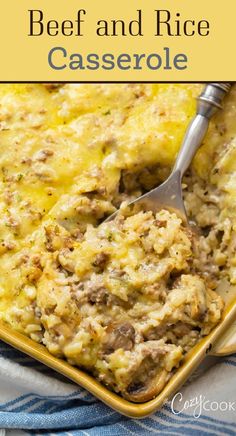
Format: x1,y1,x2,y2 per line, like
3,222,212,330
1,83,236,417
0,280,236,418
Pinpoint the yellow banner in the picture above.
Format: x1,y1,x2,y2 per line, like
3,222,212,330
0,0,234,81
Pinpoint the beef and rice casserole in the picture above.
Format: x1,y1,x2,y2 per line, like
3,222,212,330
0,84,235,401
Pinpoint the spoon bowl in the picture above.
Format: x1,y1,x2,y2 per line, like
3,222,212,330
105,83,231,224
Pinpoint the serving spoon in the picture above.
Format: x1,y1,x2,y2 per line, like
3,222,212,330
105,83,232,224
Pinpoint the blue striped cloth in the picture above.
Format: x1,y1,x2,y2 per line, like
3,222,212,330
0,341,235,435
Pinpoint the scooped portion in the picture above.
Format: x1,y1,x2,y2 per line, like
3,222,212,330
37,209,223,401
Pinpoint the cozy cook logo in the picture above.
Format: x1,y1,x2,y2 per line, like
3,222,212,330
168,392,235,418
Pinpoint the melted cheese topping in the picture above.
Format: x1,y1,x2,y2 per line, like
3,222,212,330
0,83,202,322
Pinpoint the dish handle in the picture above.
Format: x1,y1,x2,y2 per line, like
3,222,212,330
211,322,236,356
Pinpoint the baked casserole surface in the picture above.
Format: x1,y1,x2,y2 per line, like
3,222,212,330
0,84,235,401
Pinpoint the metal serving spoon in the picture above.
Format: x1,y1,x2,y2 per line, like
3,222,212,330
105,83,232,224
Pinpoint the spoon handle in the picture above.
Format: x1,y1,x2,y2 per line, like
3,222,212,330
172,83,232,178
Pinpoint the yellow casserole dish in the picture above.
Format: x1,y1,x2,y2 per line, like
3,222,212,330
0,83,236,417
0,288,236,418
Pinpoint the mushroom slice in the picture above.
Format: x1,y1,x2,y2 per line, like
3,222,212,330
102,321,135,354
124,368,170,402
